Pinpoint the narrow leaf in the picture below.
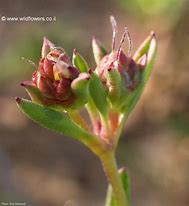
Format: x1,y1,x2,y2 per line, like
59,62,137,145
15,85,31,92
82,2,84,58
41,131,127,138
120,168,131,204
121,35,157,116
133,31,155,61
16,98,102,154
89,72,108,116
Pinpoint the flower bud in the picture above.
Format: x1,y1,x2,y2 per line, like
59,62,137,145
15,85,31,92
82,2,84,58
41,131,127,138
97,50,141,92
95,17,156,109
22,37,90,110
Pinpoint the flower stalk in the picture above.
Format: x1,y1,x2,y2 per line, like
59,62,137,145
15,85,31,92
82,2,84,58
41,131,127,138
16,16,156,206
100,151,128,206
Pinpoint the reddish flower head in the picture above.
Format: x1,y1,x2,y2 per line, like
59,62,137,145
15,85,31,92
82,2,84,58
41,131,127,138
92,16,156,109
97,49,143,90
96,17,149,91
22,37,90,109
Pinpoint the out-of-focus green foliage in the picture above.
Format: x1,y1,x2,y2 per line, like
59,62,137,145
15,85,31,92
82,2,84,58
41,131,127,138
168,115,189,136
119,0,182,20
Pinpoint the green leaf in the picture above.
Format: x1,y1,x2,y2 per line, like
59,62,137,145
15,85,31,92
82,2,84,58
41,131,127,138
89,72,108,116
133,31,155,61
121,34,157,117
120,168,131,204
72,49,88,72
16,98,103,155
105,168,131,206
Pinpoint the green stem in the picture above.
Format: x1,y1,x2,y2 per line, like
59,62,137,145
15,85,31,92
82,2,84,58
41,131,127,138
100,151,128,206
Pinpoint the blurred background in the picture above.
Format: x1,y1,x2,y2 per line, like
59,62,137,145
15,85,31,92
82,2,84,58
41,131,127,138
0,0,189,205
